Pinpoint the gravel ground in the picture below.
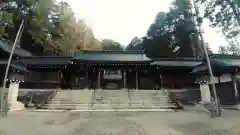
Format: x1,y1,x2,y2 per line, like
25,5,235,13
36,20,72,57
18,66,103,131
0,110,240,135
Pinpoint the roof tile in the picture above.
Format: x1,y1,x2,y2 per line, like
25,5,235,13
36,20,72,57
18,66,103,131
73,51,151,62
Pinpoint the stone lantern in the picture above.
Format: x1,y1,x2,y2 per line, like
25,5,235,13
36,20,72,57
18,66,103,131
7,65,28,112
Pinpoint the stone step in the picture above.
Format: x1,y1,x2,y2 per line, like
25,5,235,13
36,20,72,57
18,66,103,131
44,105,177,109
41,90,178,110
56,93,92,94
131,96,169,98
51,99,130,102
55,95,93,97
94,94,128,96
130,97,170,99
49,99,173,104
57,91,94,93
50,101,92,103
44,104,91,107
46,104,177,107
53,98,92,100
129,102,174,104
51,99,128,102
56,93,167,96
41,105,178,110
52,97,93,99
129,93,168,94
42,106,90,109
129,94,168,96
44,104,176,107
92,101,173,104
127,104,176,107
94,92,166,94
129,101,174,103
132,92,167,94
93,97,128,99
51,98,171,102
45,102,174,105
56,94,93,96
49,101,92,103
128,93,167,95
56,94,93,95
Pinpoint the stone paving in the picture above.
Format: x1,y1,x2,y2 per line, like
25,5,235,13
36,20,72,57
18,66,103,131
0,110,240,135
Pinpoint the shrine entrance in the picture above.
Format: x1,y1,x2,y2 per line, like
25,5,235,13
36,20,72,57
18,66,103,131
103,69,122,90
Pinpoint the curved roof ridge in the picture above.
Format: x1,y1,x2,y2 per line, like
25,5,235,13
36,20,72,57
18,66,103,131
77,50,144,54
0,39,34,57
22,56,73,59
153,57,200,61
210,54,240,59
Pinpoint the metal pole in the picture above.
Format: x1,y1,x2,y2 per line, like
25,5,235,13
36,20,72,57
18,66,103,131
191,0,221,117
201,34,221,117
0,20,24,116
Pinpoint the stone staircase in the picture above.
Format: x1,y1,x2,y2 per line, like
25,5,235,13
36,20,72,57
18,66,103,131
92,90,129,110
128,90,177,109
40,90,93,110
40,90,180,110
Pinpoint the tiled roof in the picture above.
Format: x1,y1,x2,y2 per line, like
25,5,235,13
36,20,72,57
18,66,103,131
151,58,201,67
210,54,240,59
192,57,240,73
0,60,29,72
0,39,33,57
73,51,151,63
15,56,73,66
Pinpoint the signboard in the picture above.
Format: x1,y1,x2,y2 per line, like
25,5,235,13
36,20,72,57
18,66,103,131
219,74,232,83
103,69,122,80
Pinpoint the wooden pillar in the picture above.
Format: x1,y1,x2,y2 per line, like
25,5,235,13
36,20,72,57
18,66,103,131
97,70,101,89
60,70,64,89
233,78,239,102
136,69,138,90
85,70,88,89
160,74,163,89
232,75,239,103
234,81,238,99
123,70,126,89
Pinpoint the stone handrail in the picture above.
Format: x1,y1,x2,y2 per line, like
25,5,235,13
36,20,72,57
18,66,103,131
90,89,96,107
36,89,58,109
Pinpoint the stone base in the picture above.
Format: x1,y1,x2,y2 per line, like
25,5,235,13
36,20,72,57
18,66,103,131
8,101,25,112
193,102,210,112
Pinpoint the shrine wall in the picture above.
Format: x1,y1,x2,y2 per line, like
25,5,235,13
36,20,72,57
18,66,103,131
163,74,199,89
20,71,61,89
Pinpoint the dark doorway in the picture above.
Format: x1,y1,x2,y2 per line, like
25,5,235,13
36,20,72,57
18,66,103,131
215,82,236,105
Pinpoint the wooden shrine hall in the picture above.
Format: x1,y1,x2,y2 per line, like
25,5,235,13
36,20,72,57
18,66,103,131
2,39,240,107
3,50,200,90
1,49,240,105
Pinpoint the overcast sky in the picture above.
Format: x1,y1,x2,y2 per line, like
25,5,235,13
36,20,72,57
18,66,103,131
63,0,228,53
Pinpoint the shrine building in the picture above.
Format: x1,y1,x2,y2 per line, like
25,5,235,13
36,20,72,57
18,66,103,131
1,39,240,107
